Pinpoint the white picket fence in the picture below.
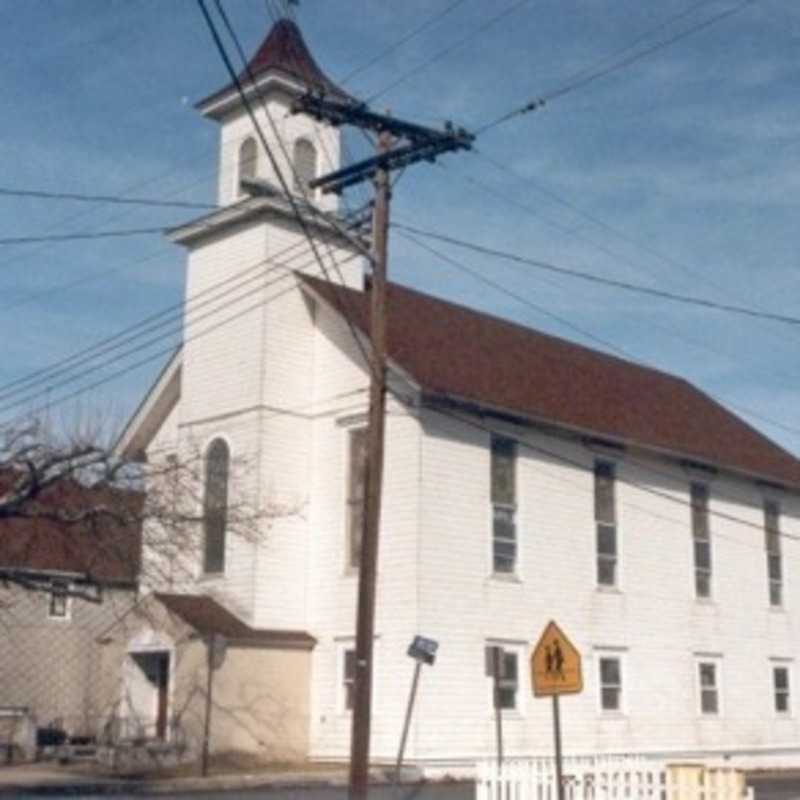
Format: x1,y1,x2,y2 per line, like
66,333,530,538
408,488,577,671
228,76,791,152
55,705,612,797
475,757,755,800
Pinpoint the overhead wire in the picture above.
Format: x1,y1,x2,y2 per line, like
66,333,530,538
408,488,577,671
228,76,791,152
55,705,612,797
0,187,215,211
338,0,471,86
0,227,166,247
0,207,368,405
396,222,800,443
393,223,800,328
364,0,533,104
3,246,361,424
394,227,637,361
477,0,754,134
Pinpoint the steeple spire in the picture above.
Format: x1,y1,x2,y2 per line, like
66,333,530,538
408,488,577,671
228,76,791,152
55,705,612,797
196,18,354,119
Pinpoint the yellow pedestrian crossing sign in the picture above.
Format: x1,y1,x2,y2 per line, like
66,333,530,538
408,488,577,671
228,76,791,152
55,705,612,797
531,620,582,697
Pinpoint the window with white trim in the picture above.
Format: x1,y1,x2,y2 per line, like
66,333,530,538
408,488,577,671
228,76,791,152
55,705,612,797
487,645,520,711
203,437,230,575
293,138,317,194
342,647,356,712
48,580,70,620
594,460,617,587
691,482,712,599
764,500,782,607
697,659,720,715
238,136,257,194
491,435,517,574
346,427,367,570
598,655,623,712
773,664,791,715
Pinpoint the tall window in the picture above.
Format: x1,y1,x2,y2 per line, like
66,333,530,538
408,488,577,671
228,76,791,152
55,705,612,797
203,437,230,574
491,435,517,574
342,648,356,712
691,483,712,598
293,138,317,194
595,461,617,587
765,500,782,607
773,665,791,715
347,428,367,570
238,137,258,194
697,660,720,715
598,655,623,712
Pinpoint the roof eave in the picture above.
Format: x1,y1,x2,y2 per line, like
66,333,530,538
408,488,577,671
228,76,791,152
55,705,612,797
114,349,182,461
196,71,315,121
167,194,361,248
422,390,799,494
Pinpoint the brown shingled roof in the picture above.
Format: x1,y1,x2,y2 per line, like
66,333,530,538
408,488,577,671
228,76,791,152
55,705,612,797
0,478,142,584
301,275,800,489
155,593,316,649
198,18,354,111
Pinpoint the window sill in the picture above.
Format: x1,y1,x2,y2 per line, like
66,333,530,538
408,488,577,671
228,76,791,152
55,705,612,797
769,605,786,613
197,572,225,583
598,711,628,720
490,572,522,584
595,585,622,595
489,710,525,721
694,597,716,606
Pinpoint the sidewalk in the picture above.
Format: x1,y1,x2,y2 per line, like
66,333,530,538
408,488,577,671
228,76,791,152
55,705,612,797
0,760,356,795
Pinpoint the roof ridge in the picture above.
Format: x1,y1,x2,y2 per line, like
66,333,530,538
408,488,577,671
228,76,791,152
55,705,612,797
302,273,687,386
299,273,800,487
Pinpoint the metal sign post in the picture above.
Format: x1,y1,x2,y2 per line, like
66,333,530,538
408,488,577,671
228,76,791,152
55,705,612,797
552,695,564,800
394,636,438,782
531,621,583,800
485,645,505,768
201,634,227,778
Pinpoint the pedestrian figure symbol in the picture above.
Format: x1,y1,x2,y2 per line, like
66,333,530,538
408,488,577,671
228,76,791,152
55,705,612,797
531,620,583,697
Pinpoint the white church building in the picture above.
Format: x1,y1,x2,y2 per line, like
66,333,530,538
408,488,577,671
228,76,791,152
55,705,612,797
110,17,800,772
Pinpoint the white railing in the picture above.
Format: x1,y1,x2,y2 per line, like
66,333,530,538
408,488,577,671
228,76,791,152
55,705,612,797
476,757,754,800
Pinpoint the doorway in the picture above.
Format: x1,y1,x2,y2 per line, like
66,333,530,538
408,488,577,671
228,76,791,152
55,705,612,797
127,651,170,740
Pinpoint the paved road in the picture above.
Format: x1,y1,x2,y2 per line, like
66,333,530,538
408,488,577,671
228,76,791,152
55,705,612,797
750,776,800,800
9,781,474,799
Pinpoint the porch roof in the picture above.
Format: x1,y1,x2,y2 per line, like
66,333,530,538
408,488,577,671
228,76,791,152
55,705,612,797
155,593,316,650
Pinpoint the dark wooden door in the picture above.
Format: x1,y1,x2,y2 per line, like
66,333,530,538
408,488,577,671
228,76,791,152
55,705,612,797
154,652,170,740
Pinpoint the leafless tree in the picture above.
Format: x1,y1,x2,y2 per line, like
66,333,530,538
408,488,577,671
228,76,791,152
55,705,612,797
0,415,292,601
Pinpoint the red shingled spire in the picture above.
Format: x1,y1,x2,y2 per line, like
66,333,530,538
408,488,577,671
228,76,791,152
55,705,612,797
244,18,350,97
198,17,354,113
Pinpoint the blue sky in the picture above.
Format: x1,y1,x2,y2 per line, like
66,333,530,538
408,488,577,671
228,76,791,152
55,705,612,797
1,0,798,456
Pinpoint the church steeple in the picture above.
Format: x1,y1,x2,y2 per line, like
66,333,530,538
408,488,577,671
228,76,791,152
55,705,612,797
196,18,348,211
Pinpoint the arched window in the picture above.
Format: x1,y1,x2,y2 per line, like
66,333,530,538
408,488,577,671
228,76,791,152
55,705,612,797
238,137,258,195
203,437,229,574
293,138,317,194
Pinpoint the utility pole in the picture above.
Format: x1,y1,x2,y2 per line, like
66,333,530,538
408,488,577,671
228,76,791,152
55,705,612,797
292,93,473,800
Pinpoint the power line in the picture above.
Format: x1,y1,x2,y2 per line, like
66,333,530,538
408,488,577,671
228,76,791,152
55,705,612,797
395,227,637,361
419,399,800,543
455,152,800,381
339,0,471,86
364,0,533,103
0,227,165,247
0,187,215,211
0,211,366,404
393,223,800,327
477,0,753,134
398,225,800,443
3,251,359,425
4,0,378,434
